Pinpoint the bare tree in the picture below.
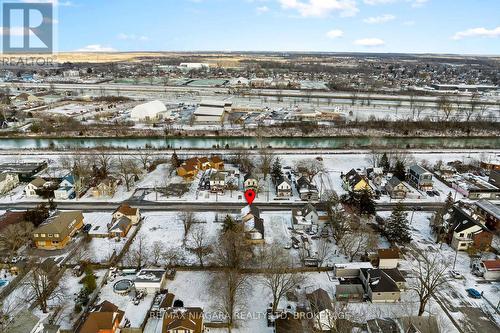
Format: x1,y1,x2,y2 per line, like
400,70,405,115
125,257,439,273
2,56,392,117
151,241,165,267
22,265,66,313
337,223,377,262
188,225,212,267
211,270,251,332
163,247,184,267
179,210,198,246
437,95,453,121
0,222,34,262
136,151,152,171
316,238,335,267
258,148,273,180
95,150,115,177
408,251,450,316
294,158,325,182
462,92,480,122
125,234,149,269
117,157,141,191
261,245,306,313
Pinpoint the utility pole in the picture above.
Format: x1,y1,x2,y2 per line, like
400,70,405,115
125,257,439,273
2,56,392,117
452,246,458,270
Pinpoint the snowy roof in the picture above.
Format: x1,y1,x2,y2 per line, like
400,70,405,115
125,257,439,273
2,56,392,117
130,100,167,119
475,200,500,219
135,269,165,283
193,106,225,116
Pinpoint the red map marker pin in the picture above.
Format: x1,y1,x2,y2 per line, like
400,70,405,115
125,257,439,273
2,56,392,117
244,189,256,205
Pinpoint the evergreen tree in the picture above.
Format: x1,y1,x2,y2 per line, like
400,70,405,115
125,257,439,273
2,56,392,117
271,157,283,181
171,151,181,168
379,153,390,173
385,202,412,244
444,192,454,211
393,160,406,180
357,189,376,215
222,214,238,233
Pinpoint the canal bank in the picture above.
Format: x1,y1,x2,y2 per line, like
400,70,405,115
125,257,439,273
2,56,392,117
0,136,498,150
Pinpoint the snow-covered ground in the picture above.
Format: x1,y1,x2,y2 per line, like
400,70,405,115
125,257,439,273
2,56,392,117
379,210,500,332
0,151,494,204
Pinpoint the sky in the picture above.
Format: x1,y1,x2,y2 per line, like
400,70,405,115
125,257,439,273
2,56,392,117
5,0,500,54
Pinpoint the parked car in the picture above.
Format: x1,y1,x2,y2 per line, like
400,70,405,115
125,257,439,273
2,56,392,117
466,288,482,299
449,270,464,279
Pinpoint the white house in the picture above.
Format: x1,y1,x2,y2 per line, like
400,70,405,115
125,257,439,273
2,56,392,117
292,204,318,230
134,269,167,293
112,204,141,225
451,219,485,251
378,248,400,269
25,177,47,198
275,177,292,197
54,174,76,200
243,173,259,191
0,172,19,195
130,100,169,122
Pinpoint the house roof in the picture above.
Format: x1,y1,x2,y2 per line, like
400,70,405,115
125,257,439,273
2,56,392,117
210,172,225,181
80,311,124,333
451,206,485,233
33,211,83,239
244,172,258,181
114,203,138,216
475,200,500,220
482,259,500,271
297,176,317,191
275,313,306,333
409,164,430,175
30,177,47,187
276,176,291,186
5,310,40,333
366,318,399,333
361,268,401,293
163,308,204,333
398,316,440,333
109,216,132,233
378,248,400,260
306,288,333,313
180,163,197,172
94,300,120,313
387,177,403,188
0,211,26,232
135,269,165,283
210,156,223,164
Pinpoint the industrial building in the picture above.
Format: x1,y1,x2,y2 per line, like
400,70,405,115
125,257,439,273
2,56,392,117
193,100,232,124
130,100,170,122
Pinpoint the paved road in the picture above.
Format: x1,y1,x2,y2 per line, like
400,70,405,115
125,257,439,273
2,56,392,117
0,199,444,212
2,82,496,105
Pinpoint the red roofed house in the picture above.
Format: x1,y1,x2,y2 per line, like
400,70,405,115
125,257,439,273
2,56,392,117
79,300,124,333
112,204,141,225
481,259,500,281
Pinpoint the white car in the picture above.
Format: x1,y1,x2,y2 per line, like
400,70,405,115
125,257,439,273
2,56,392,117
449,270,464,279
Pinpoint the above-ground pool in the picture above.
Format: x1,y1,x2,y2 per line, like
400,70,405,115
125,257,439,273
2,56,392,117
113,279,133,294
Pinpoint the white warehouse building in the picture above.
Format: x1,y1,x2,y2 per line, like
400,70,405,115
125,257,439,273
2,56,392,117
193,100,232,124
130,100,170,122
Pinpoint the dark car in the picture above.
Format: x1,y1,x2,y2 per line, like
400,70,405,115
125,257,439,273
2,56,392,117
427,191,435,197
83,224,92,233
